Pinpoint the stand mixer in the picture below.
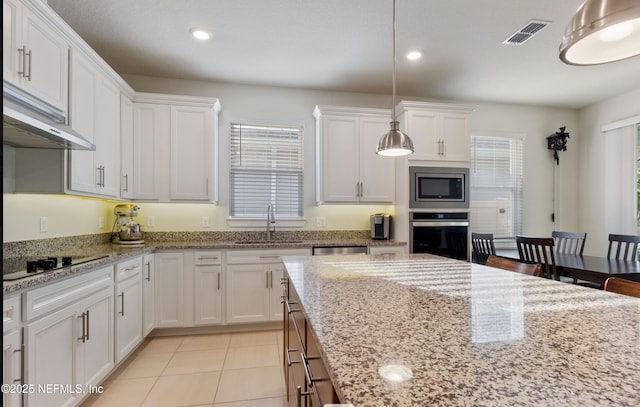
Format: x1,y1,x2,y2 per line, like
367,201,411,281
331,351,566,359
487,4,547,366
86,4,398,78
113,204,144,245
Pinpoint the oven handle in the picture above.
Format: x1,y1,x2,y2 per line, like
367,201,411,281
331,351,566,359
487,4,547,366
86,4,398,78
412,221,469,227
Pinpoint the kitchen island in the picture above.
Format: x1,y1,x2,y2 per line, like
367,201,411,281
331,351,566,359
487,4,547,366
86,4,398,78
281,254,640,406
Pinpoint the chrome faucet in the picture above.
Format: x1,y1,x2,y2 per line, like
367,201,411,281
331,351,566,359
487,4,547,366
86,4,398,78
266,204,276,241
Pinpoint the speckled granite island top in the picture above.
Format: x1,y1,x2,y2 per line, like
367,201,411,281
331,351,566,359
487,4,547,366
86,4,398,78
281,254,640,407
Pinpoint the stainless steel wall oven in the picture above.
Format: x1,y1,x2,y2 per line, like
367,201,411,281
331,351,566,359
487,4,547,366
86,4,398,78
410,212,469,261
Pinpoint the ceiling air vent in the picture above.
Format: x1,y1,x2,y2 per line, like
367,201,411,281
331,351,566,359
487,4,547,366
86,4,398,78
503,20,550,45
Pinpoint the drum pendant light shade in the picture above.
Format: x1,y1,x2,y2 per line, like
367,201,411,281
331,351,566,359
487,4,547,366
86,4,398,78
376,0,414,156
559,0,640,65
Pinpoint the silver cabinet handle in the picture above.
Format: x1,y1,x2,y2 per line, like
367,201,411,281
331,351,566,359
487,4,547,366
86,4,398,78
123,174,129,192
17,46,26,78
118,292,125,316
101,166,106,187
96,167,102,186
441,139,445,156
285,347,301,366
197,256,219,260
259,255,280,260
266,270,269,289
26,48,32,80
145,262,151,281
77,312,87,342
301,352,329,387
86,309,90,341
13,343,24,385
217,271,221,290
269,270,273,289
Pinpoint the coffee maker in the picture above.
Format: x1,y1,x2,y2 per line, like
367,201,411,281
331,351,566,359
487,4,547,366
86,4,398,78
371,213,391,240
113,204,143,245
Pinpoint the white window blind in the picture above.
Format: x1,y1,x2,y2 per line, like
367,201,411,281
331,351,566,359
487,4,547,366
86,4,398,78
230,123,304,218
470,135,523,239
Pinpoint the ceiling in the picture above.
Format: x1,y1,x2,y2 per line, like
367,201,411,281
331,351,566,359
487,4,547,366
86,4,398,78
46,0,640,109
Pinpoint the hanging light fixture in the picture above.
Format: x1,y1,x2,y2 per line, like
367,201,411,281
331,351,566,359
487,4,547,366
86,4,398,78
376,0,414,156
559,0,640,65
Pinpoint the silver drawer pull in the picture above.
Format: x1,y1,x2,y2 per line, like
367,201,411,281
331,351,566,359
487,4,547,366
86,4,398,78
197,256,219,260
285,347,302,366
259,255,280,260
301,352,329,387
118,292,125,316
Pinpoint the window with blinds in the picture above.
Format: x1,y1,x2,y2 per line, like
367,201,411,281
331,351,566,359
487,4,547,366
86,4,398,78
470,135,524,239
230,122,304,218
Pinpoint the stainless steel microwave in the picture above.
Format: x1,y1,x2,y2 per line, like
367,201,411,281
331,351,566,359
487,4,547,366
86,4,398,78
409,166,469,209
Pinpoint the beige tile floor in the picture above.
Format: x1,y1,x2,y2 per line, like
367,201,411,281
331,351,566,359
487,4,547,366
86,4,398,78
81,330,286,407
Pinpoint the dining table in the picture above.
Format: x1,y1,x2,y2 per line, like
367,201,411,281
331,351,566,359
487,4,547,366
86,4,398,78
496,249,640,286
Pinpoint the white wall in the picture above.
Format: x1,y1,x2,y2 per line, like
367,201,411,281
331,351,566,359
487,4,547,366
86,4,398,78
2,75,591,243
578,88,640,255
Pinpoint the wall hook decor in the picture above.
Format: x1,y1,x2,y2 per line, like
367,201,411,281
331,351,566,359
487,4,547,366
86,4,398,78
547,126,570,165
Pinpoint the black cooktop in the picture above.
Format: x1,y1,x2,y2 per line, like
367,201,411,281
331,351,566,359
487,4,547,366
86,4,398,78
3,255,109,281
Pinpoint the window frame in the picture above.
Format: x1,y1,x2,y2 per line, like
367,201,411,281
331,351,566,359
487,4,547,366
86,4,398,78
227,121,306,228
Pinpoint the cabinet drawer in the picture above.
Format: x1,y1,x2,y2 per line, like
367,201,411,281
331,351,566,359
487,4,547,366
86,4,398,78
24,265,113,321
227,248,311,264
116,256,143,282
3,295,21,333
195,251,222,265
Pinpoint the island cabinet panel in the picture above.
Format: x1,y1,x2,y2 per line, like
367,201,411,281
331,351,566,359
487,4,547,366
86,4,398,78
283,273,338,407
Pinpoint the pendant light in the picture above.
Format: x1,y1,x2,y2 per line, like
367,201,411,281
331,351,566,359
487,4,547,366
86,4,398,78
376,0,414,156
559,0,640,65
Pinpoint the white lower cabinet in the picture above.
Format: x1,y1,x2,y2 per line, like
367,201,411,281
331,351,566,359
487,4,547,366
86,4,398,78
23,266,114,407
226,249,310,324
194,251,223,326
3,295,22,407
153,252,184,328
142,254,155,336
115,257,143,364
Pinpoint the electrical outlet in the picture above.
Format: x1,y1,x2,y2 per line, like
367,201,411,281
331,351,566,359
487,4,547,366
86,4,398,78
40,216,48,233
316,217,326,227
98,216,104,229
202,216,210,228
147,216,155,227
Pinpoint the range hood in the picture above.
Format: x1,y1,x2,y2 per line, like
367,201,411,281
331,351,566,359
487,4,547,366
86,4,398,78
3,83,96,151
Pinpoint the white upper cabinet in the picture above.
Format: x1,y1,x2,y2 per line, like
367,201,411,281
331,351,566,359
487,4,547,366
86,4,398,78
3,0,69,112
314,105,395,204
396,101,475,165
68,49,121,198
120,94,134,199
132,93,221,202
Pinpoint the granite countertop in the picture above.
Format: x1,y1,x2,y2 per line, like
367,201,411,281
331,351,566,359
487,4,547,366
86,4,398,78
2,238,405,294
281,254,640,406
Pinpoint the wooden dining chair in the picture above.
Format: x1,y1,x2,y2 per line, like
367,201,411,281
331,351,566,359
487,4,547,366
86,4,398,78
552,230,587,284
516,236,559,280
552,231,586,255
471,232,496,265
607,234,640,261
486,255,541,277
603,277,640,298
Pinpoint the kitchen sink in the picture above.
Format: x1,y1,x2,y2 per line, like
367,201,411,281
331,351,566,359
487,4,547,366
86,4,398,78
233,240,304,244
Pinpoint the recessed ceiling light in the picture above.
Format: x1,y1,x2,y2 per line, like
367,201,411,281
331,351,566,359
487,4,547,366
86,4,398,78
190,28,212,41
406,51,423,60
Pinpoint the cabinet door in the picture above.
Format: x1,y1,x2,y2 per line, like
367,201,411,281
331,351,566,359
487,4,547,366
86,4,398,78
25,306,78,407
133,103,171,200
170,105,213,201
142,254,155,336
3,0,21,84
320,115,360,202
358,116,396,203
120,95,134,199
194,265,223,325
441,112,470,162
226,264,270,323
94,76,121,197
404,109,440,161
78,287,114,389
2,329,22,407
69,50,98,194
269,264,285,321
21,6,68,112
154,252,184,328
115,275,142,364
